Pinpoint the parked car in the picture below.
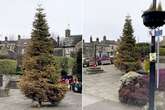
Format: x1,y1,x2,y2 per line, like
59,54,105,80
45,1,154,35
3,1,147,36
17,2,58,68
89,58,97,67
100,56,111,65
83,58,90,67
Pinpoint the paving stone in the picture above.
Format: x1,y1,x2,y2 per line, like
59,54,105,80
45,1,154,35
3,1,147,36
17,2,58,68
0,89,82,110
83,65,142,110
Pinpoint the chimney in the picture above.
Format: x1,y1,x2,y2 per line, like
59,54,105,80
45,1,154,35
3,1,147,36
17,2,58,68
5,36,8,42
65,29,70,37
96,37,99,43
18,35,21,40
90,36,93,43
103,35,106,41
57,36,60,47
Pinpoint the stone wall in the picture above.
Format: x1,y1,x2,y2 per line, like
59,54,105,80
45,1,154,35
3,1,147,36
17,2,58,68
0,75,10,89
0,75,19,89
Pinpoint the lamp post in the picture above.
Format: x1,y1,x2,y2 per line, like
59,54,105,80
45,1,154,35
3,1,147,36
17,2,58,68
142,0,165,110
149,31,156,110
148,2,156,108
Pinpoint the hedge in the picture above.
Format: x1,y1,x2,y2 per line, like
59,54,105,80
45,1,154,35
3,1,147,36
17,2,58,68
143,59,150,74
53,56,75,73
160,48,165,56
0,59,17,75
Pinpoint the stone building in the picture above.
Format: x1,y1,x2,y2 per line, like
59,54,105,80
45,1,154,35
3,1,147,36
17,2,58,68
53,36,64,56
0,36,17,51
63,29,82,57
83,36,117,58
0,28,82,59
0,36,17,59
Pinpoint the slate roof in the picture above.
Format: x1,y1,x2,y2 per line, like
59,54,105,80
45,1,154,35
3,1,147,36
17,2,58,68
84,40,117,47
0,40,17,44
17,38,57,48
100,40,117,45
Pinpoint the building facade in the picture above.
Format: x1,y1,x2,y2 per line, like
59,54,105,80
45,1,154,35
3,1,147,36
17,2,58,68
83,36,117,58
0,28,82,60
63,29,82,57
0,36,17,59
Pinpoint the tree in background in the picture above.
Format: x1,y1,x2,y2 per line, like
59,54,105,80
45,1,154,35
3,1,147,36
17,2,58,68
0,59,16,75
114,16,141,72
19,6,67,106
135,43,150,61
72,48,82,81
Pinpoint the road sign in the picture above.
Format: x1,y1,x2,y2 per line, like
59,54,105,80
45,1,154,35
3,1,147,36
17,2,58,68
155,29,162,36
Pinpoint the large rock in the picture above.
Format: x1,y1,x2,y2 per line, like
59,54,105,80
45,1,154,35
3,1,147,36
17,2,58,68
119,71,149,106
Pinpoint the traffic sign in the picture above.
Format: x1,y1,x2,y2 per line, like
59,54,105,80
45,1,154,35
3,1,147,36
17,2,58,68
155,29,162,36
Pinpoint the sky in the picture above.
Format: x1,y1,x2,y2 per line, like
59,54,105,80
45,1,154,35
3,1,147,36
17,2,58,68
0,0,164,42
0,0,83,40
83,0,165,42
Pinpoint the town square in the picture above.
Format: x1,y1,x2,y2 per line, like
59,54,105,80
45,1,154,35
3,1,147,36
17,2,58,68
0,0,165,110
0,0,82,110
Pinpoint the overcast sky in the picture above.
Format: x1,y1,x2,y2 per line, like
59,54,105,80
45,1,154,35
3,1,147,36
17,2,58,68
0,0,82,40
0,0,164,42
83,0,165,42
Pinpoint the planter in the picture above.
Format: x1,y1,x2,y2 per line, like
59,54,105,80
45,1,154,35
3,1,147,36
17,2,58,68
0,74,20,89
86,67,104,74
142,11,165,28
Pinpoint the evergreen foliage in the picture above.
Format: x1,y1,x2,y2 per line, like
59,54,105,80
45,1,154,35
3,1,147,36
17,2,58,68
135,43,150,60
114,16,141,72
0,59,16,75
19,6,67,106
72,48,82,81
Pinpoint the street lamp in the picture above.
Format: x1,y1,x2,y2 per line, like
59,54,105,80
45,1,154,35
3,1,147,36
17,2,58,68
142,0,165,110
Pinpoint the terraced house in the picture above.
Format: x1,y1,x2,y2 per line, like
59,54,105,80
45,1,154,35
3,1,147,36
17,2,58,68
83,36,117,59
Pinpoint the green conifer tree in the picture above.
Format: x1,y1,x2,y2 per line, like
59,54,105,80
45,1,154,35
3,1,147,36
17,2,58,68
19,6,67,106
114,16,141,72
72,48,82,81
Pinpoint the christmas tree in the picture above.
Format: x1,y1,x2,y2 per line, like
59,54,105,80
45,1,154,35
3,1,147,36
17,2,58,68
114,16,141,72
19,6,67,106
